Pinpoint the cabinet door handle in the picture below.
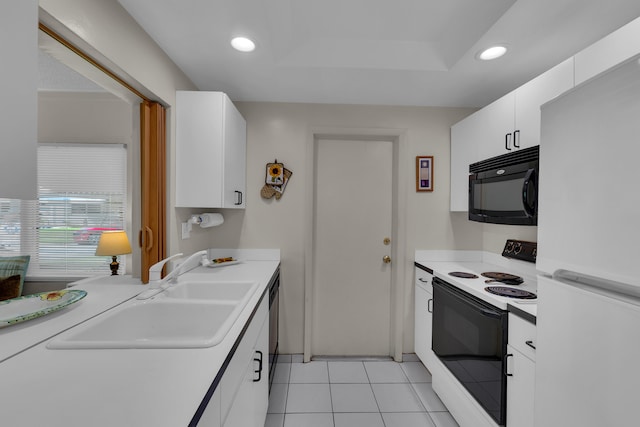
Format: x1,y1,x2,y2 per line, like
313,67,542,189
504,353,514,377
505,133,512,151
525,340,536,350
235,190,243,205
144,226,153,252
427,298,433,313
253,350,263,382
418,278,430,283
513,130,520,148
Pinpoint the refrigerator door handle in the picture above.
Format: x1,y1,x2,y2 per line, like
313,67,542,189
554,269,640,300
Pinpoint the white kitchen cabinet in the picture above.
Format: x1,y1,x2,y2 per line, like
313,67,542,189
176,91,246,208
574,16,640,86
0,1,37,200
514,58,574,151
449,112,478,212
224,313,269,427
414,267,435,370
474,92,516,161
506,313,536,427
221,296,269,427
477,58,574,161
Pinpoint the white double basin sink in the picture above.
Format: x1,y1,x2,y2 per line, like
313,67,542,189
47,281,259,350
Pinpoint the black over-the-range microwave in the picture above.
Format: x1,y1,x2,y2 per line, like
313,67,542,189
468,145,539,226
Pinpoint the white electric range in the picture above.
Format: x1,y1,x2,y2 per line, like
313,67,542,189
415,240,538,319
415,240,538,427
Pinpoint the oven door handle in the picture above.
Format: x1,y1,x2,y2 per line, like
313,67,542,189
476,306,504,319
433,278,504,319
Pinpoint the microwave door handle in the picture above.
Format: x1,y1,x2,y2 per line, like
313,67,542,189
522,168,536,218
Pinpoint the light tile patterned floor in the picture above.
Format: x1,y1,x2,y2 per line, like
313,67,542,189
264,354,459,427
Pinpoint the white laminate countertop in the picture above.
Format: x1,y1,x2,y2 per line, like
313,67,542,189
0,275,144,363
0,252,280,427
415,250,538,319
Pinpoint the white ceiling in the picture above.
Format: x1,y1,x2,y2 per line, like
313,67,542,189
118,0,640,108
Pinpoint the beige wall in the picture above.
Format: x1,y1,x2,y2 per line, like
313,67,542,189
38,92,132,144
482,223,538,254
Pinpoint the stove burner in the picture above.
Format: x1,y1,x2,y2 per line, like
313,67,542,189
482,272,521,280
449,271,479,279
482,272,524,285
485,286,537,299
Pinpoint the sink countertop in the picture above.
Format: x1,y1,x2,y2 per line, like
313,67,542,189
0,254,280,427
0,275,144,363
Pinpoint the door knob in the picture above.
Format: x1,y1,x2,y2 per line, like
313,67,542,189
383,255,391,264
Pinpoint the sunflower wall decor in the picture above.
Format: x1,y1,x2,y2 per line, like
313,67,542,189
261,160,292,200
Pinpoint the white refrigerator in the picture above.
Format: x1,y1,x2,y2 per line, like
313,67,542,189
535,55,640,426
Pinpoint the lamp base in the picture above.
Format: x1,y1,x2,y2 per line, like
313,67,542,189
109,256,120,275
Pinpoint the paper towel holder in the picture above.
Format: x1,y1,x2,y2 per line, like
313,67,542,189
189,213,224,228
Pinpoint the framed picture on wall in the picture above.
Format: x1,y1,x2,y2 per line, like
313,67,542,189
416,156,434,192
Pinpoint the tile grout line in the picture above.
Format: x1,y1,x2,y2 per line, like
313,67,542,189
362,360,387,426
272,358,453,427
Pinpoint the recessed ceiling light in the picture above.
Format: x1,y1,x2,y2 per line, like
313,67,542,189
231,37,256,53
477,45,508,61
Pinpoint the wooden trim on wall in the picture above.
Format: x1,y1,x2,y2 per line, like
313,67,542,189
38,22,150,102
140,101,167,283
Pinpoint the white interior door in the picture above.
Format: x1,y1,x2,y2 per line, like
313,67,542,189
312,138,393,357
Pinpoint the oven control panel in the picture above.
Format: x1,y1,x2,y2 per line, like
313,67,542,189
502,239,537,263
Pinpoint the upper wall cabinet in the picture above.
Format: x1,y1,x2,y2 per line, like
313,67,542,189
574,16,640,86
0,1,37,200
474,91,517,161
513,57,575,151
477,58,575,161
450,110,480,211
450,58,574,212
176,91,246,209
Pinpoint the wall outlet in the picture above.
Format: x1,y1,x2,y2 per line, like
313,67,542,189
181,222,190,239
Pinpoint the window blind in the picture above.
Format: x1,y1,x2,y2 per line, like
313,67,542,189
0,143,127,277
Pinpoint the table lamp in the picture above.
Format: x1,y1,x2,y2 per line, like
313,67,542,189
95,230,132,275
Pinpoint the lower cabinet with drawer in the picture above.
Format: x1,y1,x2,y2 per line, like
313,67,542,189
197,296,269,427
223,308,269,426
506,313,537,427
414,266,435,370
